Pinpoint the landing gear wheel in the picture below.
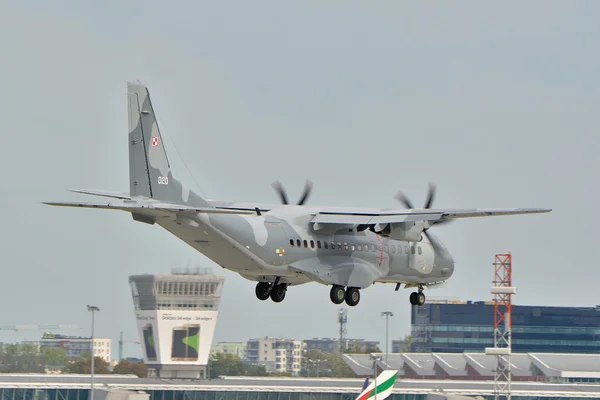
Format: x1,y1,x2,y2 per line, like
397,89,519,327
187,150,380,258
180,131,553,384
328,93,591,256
409,292,418,305
330,285,346,304
255,282,270,301
345,287,360,307
416,292,426,306
270,284,287,303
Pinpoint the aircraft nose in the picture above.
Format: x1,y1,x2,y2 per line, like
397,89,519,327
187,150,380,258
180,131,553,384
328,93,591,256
430,233,455,277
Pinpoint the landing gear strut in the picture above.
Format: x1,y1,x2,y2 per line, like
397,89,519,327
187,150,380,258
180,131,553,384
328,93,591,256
255,279,288,303
409,285,426,306
329,285,361,306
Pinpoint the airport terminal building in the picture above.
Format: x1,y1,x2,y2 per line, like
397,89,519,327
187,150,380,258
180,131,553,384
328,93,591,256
410,300,600,353
1,373,600,400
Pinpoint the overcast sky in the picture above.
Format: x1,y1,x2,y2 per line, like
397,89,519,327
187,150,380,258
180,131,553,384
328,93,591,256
0,1,598,360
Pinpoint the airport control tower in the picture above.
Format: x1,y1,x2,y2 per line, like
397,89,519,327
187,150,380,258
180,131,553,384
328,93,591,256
129,267,225,379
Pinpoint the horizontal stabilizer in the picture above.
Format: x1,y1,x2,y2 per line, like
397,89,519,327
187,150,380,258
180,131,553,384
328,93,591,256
69,189,131,199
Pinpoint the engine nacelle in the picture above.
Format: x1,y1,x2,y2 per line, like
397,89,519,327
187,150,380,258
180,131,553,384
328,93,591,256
386,221,429,242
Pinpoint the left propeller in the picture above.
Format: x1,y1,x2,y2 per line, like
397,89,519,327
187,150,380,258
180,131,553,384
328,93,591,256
271,180,313,205
395,182,452,244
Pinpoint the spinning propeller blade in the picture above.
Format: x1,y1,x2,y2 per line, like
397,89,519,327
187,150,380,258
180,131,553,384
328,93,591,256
271,180,313,205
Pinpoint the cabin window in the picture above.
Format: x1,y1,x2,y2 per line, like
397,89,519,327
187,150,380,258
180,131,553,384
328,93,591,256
331,242,335,249
324,241,328,249
418,246,422,255
289,239,294,246
357,244,362,251
297,239,301,247
411,246,415,254
351,244,355,251
344,243,349,250
370,244,375,252
303,240,308,248
337,242,342,250
317,241,321,249
310,240,315,249
384,245,389,252
405,246,408,254
391,245,396,254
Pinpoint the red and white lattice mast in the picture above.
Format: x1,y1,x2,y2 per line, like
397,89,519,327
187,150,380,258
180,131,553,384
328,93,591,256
485,253,516,400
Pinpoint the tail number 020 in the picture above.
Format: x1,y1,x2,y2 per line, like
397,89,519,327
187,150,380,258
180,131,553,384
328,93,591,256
158,176,169,185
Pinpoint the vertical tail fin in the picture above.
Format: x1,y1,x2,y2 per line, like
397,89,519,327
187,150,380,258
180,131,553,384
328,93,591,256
355,370,398,400
127,82,212,208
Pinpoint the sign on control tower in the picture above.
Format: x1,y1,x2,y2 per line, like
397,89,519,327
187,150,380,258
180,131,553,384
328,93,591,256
129,268,225,379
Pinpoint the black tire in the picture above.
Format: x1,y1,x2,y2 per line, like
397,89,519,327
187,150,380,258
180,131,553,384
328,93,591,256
409,292,417,305
270,284,287,303
330,285,346,304
255,282,270,301
345,287,360,306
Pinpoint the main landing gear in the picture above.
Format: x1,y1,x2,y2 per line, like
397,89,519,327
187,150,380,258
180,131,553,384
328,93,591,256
409,285,426,306
255,279,288,303
330,285,360,307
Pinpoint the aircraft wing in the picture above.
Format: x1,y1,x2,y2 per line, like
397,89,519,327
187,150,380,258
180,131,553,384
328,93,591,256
43,200,255,215
311,207,552,225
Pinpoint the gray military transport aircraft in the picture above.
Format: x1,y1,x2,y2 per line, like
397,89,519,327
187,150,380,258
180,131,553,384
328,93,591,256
45,82,551,307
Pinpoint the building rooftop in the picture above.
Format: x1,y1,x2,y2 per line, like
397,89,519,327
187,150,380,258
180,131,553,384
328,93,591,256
0,374,599,398
344,352,600,379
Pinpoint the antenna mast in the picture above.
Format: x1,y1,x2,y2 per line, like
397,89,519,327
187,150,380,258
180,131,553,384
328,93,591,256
338,308,347,353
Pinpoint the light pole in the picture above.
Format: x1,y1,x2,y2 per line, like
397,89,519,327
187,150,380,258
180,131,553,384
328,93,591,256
370,354,382,400
87,305,99,400
381,311,394,365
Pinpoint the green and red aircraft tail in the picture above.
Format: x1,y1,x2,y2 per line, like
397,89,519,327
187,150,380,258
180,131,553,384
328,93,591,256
355,370,398,400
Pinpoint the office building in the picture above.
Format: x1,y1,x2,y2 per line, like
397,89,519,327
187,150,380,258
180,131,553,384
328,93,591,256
411,300,600,353
33,333,111,363
305,338,380,354
129,267,225,379
211,342,247,359
246,337,304,375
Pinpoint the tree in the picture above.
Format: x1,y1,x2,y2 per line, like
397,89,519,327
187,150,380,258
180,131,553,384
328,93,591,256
112,360,148,377
329,352,356,377
0,343,45,373
63,356,110,374
302,349,355,378
243,362,268,377
208,353,246,378
397,335,412,353
42,347,69,367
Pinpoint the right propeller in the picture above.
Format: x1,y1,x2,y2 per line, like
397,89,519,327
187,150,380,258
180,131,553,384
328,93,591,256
395,182,452,243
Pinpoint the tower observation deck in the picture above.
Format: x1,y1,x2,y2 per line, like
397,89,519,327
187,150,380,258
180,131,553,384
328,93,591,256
129,267,225,379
